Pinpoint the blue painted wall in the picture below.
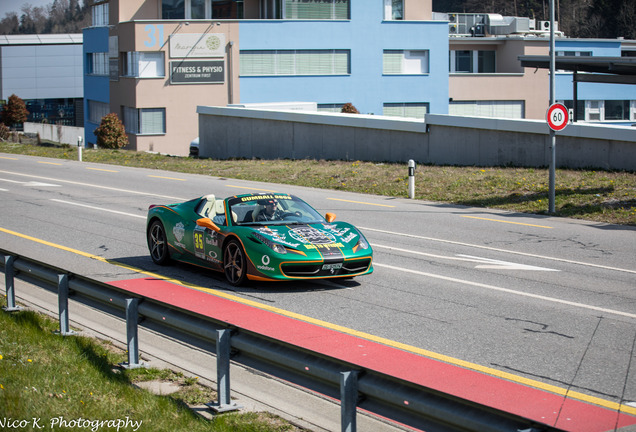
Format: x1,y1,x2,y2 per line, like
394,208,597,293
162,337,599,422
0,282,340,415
238,3,449,115
82,26,110,145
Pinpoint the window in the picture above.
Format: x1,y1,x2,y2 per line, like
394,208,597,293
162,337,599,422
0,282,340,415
318,103,347,113
450,50,496,73
384,0,403,20
284,0,349,19
604,100,630,121
162,0,244,19
240,50,350,76
449,101,524,119
162,0,185,19
383,103,429,119
587,100,602,121
91,2,109,26
86,53,109,76
478,51,495,73
556,51,592,57
88,101,110,124
121,52,165,78
383,50,429,74
123,107,166,134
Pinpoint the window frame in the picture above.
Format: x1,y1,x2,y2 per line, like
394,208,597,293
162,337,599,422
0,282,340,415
383,102,429,119
449,50,497,74
120,51,165,78
88,100,110,124
383,50,430,75
91,2,109,27
239,49,350,76
86,52,109,76
122,107,166,135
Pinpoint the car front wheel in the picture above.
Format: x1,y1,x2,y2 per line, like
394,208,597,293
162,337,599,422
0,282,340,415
148,220,171,265
224,239,247,286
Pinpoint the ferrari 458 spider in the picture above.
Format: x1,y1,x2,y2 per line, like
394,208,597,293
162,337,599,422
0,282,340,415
146,192,373,285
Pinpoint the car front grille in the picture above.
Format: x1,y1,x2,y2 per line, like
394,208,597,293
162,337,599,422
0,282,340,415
281,258,371,278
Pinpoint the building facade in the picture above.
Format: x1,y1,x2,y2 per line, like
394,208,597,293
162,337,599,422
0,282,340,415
83,2,636,156
443,13,636,123
0,34,83,127
83,0,448,155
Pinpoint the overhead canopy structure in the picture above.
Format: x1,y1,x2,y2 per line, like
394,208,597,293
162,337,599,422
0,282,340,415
518,55,636,121
518,55,636,84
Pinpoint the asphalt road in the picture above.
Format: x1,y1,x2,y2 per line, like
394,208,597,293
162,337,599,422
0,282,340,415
1,153,635,422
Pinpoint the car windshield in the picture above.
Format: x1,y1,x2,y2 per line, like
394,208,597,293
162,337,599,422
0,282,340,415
227,194,325,226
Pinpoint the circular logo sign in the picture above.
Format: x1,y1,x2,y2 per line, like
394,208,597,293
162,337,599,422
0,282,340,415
206,35,220,51
546,103,569,131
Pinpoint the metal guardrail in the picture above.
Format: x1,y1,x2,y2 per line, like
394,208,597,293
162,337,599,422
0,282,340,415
1,249,562,432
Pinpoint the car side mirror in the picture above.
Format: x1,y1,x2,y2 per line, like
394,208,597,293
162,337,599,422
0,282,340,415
325,213,336,223
196,218,221,232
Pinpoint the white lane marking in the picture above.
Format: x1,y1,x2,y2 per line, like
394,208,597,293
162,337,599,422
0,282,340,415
24,181,60,187
44,197,630,319
50,199,146,219
0,170,184,200
362,226,636,275
0,177,60,187
457,255,559,271
372,244,558,271
373,263,636,320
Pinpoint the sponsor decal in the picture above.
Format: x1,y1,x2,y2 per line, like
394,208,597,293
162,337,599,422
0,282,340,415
257,264,275,272
262,255,270,265
241,194,292,202
289,227,336,245
342,232,357,243
173,222,185,242
257,228,300,248
304,242,345,250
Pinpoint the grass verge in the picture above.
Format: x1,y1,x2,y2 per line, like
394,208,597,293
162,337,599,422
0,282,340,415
0,299,304,431
1,141,634,226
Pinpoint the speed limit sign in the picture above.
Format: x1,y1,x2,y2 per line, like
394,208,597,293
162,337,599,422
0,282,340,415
546,103,569,131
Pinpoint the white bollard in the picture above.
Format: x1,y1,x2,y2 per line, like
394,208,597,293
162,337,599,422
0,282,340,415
408,159,416,199
77,136,83,162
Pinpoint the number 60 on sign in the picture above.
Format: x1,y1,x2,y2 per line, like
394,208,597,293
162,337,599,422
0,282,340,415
546,103,569,131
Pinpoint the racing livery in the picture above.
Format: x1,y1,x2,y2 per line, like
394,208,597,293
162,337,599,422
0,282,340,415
146,193,373,286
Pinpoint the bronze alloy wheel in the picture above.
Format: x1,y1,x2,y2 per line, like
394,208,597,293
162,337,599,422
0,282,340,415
148,220,170,265
223,239,247,286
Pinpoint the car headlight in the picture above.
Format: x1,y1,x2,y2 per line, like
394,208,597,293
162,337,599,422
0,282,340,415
252,232,287,254
354,229,369,250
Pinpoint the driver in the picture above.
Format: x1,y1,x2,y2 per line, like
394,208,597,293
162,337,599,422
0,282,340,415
255,199,281,221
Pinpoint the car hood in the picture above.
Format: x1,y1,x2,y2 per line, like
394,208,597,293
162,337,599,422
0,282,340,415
246,222,364,252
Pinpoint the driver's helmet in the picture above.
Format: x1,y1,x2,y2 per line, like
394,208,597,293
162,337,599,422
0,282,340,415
258,199,277,206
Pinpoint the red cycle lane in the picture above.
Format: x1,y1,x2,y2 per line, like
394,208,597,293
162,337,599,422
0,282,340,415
108,277,636,432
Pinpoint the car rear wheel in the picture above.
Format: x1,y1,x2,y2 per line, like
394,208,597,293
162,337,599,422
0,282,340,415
224,239,247,286
148,220,170,265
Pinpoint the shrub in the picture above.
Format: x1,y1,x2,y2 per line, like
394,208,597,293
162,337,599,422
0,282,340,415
93,113,129,149
0,123,9,141
341,103,360,114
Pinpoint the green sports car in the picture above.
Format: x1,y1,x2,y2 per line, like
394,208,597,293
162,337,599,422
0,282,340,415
146,192,373,286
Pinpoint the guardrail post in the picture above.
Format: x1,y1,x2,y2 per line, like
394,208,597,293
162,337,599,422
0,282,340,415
3,255,22,312
120,298,145,369
208,329,241,413
55,273,76,336
341,370,359,432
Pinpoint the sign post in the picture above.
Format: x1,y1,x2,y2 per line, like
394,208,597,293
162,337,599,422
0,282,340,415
546,102,568,214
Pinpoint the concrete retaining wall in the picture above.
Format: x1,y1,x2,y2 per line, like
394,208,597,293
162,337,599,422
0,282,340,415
197,106,636,171
24,123,85,147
